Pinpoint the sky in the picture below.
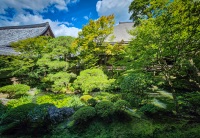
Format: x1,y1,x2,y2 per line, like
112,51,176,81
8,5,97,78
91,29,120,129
0,0,132,37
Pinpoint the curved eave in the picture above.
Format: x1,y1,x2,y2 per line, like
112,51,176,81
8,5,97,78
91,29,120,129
39,22,55,37
47,25,55,37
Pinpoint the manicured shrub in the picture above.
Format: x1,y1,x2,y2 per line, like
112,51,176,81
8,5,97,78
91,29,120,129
42,72,75,93
80,95,97,106
73,69,115,94
0,84,30,98
28,104,53,127
95,101,115,118
47,106,74,124
94,92,121,102
114,100,130,111
73,106,96,123
109,94,122,102
87,98,97,107
1,103,37,125
139,104,162,116
80,95,93,103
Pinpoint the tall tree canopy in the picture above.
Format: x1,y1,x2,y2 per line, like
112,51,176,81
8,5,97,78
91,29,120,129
4,36,76,93
129,0,170,26
37,36,76,92
128,0,200,112
72,15,115,69
9,36,52,85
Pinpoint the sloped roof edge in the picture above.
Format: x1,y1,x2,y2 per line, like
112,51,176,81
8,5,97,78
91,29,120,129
0,22,55,55
0,22,49,30
40,23,55,37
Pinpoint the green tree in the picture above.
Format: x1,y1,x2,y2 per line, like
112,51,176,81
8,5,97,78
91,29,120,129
128,0,200,113
129,0,170,26
37,36,76,93
4,36,76,93
129,0,151,26
8,36,52,86
0,56,14,86
72,15,115,69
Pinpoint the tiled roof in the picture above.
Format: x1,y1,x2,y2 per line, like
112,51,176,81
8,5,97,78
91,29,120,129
0,22,52,55
0,46,19,55
105,22,134,44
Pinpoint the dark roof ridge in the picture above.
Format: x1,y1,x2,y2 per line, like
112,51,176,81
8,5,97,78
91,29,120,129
0,22,49,30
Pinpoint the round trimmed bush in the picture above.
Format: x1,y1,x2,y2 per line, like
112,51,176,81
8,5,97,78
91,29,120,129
73,69,115,94
87,98,97,107
114,100,130,111
80,95,93,103
95,101,115,118
1,103,37,125
48,106,74,124
139,104,161,116
28,104,53,127
73,106,96,123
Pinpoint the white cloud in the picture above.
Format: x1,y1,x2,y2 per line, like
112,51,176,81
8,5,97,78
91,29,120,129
54,24,81,37
71,17,77,21
0,14,81,37
83,12,92,20
96,0,132,24
0,0,81,37
0,0,78,14
83,16,89,20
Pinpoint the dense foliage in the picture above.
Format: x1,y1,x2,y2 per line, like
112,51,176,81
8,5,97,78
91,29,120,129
37,36,76,92
0,0,200,137
73,106,96,123
72,15,115,69
128,0,200,113
95,101,115,118
73,68,115,94
0,84,30,98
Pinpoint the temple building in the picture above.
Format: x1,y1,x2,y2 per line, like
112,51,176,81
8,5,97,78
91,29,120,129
105,22,134,44
0,22,54,55
99,22,134,69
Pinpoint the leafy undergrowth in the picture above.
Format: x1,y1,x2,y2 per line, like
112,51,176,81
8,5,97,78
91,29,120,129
1,92,199,138
48,118,200,138
1,112,199,138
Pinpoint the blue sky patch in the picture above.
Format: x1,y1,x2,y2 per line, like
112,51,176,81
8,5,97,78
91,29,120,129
0,0,132,37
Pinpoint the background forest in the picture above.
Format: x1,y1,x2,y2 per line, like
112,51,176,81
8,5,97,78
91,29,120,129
0,0,200,137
